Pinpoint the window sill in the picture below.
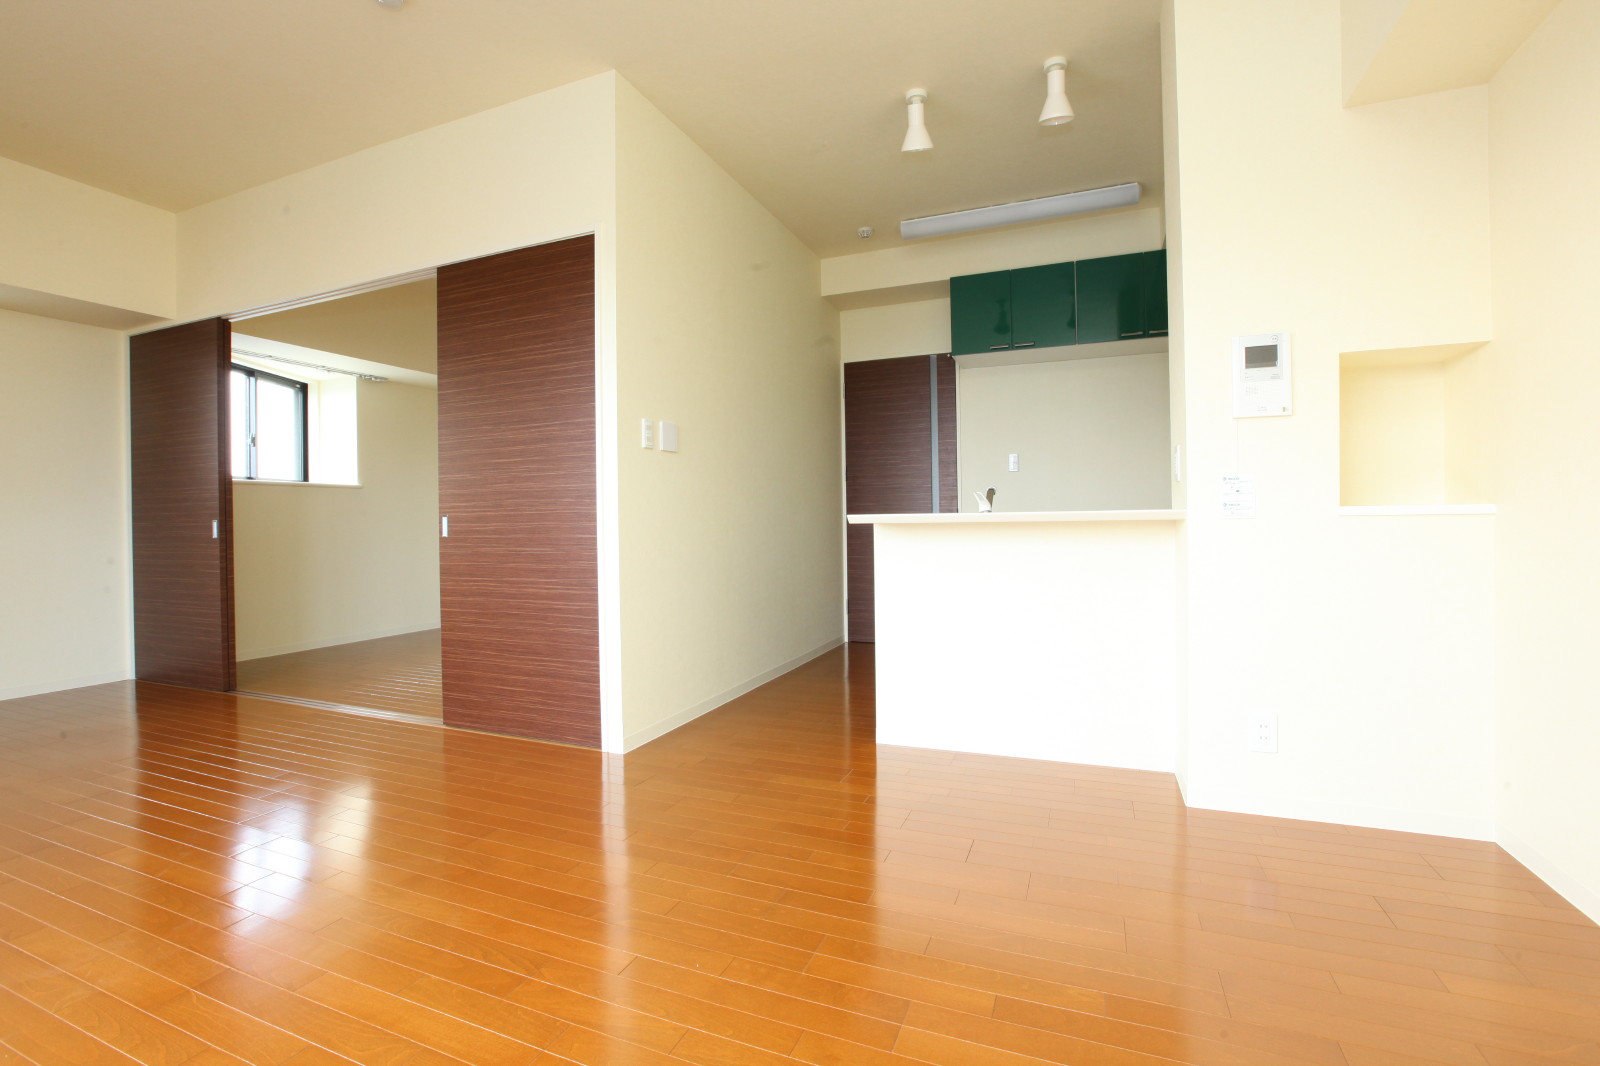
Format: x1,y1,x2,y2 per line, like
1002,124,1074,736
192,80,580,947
233,479,362,488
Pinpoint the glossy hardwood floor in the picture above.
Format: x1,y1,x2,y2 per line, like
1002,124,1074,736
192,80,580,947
1,645,1596,1066
235,630,442,722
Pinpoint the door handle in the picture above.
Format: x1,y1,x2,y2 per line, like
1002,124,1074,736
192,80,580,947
211,520,219,539
441,516,449,538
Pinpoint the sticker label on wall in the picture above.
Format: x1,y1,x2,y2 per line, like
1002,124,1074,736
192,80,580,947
1221,475,1256,519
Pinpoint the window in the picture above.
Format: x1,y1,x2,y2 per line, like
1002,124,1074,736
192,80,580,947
231,365,308,481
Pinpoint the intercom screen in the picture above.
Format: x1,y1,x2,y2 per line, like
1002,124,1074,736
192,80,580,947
1244,344,1279,370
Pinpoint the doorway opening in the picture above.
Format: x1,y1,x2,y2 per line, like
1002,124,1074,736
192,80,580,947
227,279,443,722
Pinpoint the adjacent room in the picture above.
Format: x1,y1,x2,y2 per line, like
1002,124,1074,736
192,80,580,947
1,1,1597,1065
229,281,443,721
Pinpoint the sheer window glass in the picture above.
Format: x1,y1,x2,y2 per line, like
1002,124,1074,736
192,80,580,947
230,365,308,481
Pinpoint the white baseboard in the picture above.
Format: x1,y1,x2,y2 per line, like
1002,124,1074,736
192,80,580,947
1179,784,1495,842
0,670,132,703
237,622,440,663
622,637,845,753
1499,828,1600,925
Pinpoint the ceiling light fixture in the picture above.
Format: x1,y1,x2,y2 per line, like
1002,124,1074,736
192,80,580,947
900,182,1140,240
374,0,405,9
901,89,932,153
1039,57,1074,126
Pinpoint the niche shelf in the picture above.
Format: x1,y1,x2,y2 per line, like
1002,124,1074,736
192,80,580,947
1339,342,1492,511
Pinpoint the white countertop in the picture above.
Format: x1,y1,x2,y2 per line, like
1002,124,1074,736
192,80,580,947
847,509,1185,525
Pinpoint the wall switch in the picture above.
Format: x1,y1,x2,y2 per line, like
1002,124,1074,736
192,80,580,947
640,418,654,449
1247,712,1278,753
660,421,680,453
1007,453,1019,472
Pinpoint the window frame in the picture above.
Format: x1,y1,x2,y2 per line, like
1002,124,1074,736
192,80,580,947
231,363,310,482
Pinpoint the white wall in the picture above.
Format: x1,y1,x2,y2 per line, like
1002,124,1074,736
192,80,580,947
958,353,1171,513
1167,0,1498,837
612,78,842,751
1483,0,1600,919
0,310,132,698
233,380,440,661
873,521,1178,773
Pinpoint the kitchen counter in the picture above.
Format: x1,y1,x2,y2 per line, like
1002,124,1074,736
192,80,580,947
848,509,1184,525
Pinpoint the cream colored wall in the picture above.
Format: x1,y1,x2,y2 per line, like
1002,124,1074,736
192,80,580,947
175,75,616,321
1340,362,1449,505
0,310,131,698
613,78,841,750
1167,0,1498,837
233,380,440,660
958,354,1171,512
0,155,175,327
1343,0,1563,106
238,281,438,374
1483,0,1600,919
1339,346,1487,506
840,299,950,363
821,207,1165,300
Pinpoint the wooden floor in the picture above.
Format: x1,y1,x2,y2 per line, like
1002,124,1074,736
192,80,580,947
1,646,1596,1066
235,631,442,722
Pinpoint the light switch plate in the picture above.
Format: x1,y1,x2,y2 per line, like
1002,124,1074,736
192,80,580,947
660,421,680,453
640,418,654,449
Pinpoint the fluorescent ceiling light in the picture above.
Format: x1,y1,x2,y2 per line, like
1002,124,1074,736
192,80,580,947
901,89,932,153
899,183,1140,240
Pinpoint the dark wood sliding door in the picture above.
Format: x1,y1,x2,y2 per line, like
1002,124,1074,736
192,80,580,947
129,319,236,690
437,236,599,746
843,353,957,643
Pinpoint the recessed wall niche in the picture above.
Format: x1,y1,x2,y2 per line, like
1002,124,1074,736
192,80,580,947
1339,342,1489,508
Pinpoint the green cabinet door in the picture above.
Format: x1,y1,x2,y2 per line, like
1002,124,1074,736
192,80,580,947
1009,262,1076,349
1075,252,1147,344
1141,249,1168,336
950,271,1013,355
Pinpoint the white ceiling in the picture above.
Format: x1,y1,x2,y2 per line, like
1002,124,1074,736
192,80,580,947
0,0,1163,258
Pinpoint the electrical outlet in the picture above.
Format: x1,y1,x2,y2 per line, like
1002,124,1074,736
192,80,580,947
1247,712,1278,753
1008,453,1019,472
640,418,655,449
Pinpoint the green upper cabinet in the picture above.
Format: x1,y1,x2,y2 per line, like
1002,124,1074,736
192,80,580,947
1075,252,1147,345
949,250,1165,355
1008,262,1076,350
1141,249,1168,336
950,271,1013,355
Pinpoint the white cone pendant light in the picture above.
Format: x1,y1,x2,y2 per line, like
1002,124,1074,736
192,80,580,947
1039,57,1073,126
902,89,932,152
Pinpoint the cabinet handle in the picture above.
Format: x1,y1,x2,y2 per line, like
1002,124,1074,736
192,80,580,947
1120,330,1144,337
1012,341,1036,348
988,344,1011,350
